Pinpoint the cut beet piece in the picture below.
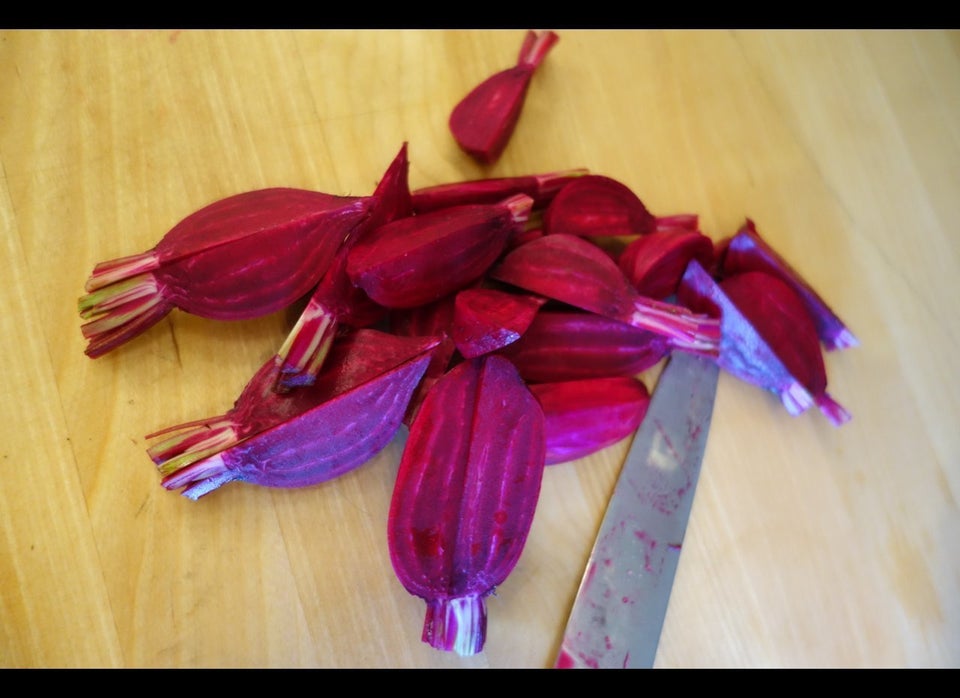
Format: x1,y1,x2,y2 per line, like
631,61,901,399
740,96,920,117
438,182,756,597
347,195,532,309
498,309,673,383
530,376,650,465
388,355,545,656
542,174,698,239
618,229,715,300
451,287,546,359
449,30,559,164
720,218,859,351
490,233,720,355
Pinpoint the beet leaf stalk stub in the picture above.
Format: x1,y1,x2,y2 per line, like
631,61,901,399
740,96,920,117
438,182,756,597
78,187,371,358
388,354,546,656
448,30,559,165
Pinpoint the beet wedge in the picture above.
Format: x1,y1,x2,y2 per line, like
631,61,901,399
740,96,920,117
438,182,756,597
272,143,411,391
618,229,715,300
719,218,859,351
498,309,675,383
719,270,851,426
678,260,850,425
449,30,559,164
542,174,698,239
388,354,546,656
490,233,720,355
346,194,532,309
78,187,369,358
148,328,440,477
530,376,650,465
411,169,587,214
158,330,439,500
450,287,546,359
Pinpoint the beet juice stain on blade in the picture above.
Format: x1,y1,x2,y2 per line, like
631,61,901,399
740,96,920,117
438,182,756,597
554,351,720,669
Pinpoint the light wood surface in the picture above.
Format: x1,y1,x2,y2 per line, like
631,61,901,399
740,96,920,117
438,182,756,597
1,29,958,668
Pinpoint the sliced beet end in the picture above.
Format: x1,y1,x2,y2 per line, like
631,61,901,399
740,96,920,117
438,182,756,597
422,595,487,656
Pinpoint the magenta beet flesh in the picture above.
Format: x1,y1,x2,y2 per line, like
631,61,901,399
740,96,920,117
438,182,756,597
388,355,546,655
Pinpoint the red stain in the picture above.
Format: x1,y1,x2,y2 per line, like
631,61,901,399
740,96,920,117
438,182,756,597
169,30,183,43
634,529,658,572
556,648,598,669
555,649,576,668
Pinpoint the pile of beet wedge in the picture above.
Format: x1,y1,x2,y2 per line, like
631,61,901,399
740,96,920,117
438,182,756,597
77,31,856,658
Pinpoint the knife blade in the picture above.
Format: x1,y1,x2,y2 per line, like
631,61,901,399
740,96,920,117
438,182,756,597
554,350,720,669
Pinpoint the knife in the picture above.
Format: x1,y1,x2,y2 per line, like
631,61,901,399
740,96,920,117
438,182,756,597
554,350,720,668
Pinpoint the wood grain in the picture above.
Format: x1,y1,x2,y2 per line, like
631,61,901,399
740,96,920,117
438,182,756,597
1,29,957,668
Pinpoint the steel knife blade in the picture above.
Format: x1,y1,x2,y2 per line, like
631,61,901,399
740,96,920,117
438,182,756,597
554,350,720,669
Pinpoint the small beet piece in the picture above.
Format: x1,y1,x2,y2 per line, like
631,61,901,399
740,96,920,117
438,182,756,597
530,376,650,465
490,233,720,355
388,354,546,656
411,169,587,214
450,287,546,359
719,270,851,426
720,218,859,351
542,174,698,239
78,187,369,358
618,229,715,300
347,194,533,309
498,310,674,383
449,30,559,164
158,330,439,500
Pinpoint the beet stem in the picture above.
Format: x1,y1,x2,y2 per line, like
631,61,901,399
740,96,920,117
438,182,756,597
422,595,487,656
274,296,338,392
628,297,721,356
83,250,160,293
780,381,816,416
160,450,233,495
78,273,159,320
149,419,240,476
518,30,559,68
80,291,164,337
815,393,852,426
829,327,860,351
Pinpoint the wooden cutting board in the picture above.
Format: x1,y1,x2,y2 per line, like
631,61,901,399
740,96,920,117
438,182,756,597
1,29,957,668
